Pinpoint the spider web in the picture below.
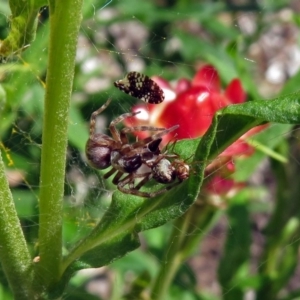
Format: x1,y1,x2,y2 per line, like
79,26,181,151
1,0,300,299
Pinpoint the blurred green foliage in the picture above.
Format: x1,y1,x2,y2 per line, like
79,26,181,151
1,0,300,299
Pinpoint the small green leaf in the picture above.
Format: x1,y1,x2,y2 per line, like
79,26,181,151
73,232,140,268
0,0,47,58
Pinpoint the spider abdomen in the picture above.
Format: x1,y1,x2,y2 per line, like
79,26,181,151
86,134,115,169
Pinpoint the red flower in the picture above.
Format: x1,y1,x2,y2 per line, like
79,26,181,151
125,65,266,197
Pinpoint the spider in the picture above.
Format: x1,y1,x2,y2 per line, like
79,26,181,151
116,153,190,198
85,98,179,187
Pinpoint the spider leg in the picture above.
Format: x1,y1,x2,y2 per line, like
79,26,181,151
139,152,177,170
160,153,179,159
89,98,112,138
117,184,152,198
164,138,178,153
103,167,117,179
118,178,180,198
131,125,179,149
117,172,153,198
147,181,181,198
120,125,165,146
112,171,124,185
134,173,153,190
121,126,166,135
128,181,135,189
163,180,183,193
118,125,179,163
109,111,141,143
117,168,182,198
120,126,166,149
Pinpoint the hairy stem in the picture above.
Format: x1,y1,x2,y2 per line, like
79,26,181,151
0,149,33,299
35,0,83,291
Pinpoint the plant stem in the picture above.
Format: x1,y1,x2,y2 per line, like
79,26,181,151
35,0,83,290
151,201,218,300
151,207,192,300
257,141,300,299
0,149,33,299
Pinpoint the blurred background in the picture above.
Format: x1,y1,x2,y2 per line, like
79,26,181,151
1,0,300,299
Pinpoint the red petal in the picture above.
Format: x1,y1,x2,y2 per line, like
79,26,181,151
151,76,172,89
159,86,217,139
205,156,234,177
241,124,269,139
226,161,235,173
205,176,234,195
221,140,255,157
205,175,245,195
192,65,220,91
175,78,191,94
221,125,268,157
225,79,246,104
210,92,230,112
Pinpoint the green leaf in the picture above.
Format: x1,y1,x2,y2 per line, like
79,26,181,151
0,0,48,58
60,90,300,287
203,92,300,163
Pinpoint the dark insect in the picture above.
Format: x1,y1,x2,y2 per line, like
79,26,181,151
116,152,190,198
85,98,179,191
114,71,165,104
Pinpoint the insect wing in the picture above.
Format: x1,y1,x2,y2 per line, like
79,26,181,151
114,71,165,104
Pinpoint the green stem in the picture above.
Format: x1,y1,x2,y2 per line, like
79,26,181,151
151,206,192,300
0,150,33,299
35,0,83,290
151,201,218,300
257,141,300,299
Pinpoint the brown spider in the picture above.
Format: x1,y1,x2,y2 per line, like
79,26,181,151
116,153,190,198
85,98,179,187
